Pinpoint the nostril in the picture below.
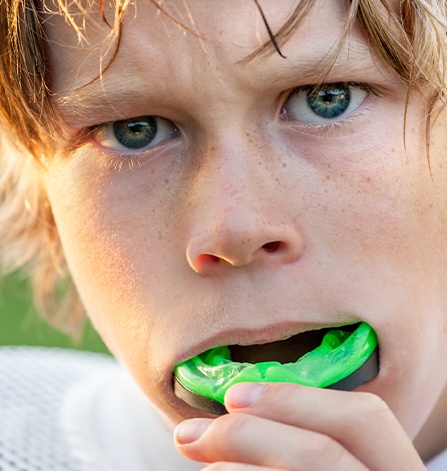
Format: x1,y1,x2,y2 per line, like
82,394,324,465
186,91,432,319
196,253,221,265
262,241,282,253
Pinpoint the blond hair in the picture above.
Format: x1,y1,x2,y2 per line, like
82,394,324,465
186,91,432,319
0,0,446,333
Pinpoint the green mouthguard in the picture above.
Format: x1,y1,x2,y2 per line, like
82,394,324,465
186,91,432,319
174,323,378,410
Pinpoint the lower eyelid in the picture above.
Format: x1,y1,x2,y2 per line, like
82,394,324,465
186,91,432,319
83,136,181,174
285,108,373,139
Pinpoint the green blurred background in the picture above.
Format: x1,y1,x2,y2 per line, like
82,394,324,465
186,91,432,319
0,272,109,353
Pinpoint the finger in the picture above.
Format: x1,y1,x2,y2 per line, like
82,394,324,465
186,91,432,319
174,415,368,470
224,383,425,471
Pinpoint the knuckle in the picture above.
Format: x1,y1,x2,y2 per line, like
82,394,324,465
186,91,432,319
212,413,253,449
354,391,390,417
217,412,252,433
320,437,346,466
300,435,345,468
344,391,393,432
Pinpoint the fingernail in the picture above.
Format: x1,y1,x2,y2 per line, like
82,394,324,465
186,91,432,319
225,383,266,409
174,418,212,445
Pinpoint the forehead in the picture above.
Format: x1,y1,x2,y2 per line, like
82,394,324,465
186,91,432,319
42,0,395,127
43,0,360,81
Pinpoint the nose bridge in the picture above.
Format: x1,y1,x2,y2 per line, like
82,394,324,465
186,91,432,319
202,138,266,217
186,133,304,273
191,131,276,235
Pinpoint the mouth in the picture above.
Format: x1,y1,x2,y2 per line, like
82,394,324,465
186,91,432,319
173,323,379,415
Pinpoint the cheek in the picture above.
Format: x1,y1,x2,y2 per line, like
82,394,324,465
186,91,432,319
313,118,447,263
365,315,447,440
44,154,174,359
54,198,152,357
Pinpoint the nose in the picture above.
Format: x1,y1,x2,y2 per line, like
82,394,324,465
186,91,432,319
185,142,304,275
187,222,304,274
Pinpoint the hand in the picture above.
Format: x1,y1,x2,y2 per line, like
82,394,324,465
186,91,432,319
174,382,427,470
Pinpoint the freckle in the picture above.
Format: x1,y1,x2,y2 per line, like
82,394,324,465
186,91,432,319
165,179,169,185
283,163,287,168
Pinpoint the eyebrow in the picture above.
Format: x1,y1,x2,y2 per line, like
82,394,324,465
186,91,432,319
55,41,384,129
56,84,144,128
257,43,383,89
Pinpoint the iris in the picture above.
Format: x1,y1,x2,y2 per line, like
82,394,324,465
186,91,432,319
113,117,157,149
307,84,351,119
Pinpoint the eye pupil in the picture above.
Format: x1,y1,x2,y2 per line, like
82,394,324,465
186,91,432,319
113,117,157,149
307,85,351,119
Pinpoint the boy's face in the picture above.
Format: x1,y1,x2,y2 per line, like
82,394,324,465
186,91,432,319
44,0,447,437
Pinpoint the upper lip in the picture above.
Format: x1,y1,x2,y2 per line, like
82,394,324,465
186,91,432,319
173,319,360,366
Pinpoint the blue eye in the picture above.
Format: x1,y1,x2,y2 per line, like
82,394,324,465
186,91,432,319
94,116,178,151
284,83,368,122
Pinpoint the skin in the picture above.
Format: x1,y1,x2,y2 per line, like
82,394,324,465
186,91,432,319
42,0,447,468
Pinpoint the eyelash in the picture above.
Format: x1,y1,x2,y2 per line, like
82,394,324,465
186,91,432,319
100,153,148,172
